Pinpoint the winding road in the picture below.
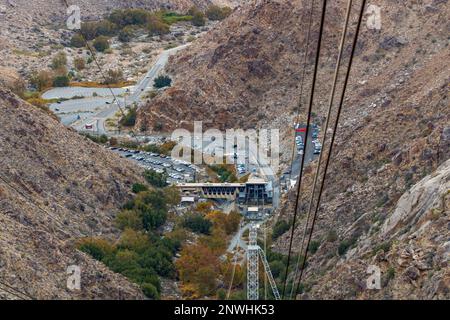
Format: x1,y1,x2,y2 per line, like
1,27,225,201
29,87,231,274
46,44,189,134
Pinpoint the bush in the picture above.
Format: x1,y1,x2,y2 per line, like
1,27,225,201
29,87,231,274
183,213,212,235
141,282,160,299
104,69,124,85
269,260,285,279
77,238,115,261
30,70,53,91
118,26,134,42
205,5,232,21
192,11,206,27
53,75,70,87
148,17,170,36
51,52,67,70
119,106,137,127
93,36,110,52
115,210,144,231
143,169,167,188
95,20,118,36
308,240,321,254
209,165,237,183
272,220,290,240
74,57,86,71
70,33,85,47
338,237,357,256
153,75,172,89
109,9,151,27
326,230,338,242
81,133,108,144
132,183,148,194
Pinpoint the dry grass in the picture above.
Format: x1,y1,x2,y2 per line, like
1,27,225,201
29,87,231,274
69,81,135,88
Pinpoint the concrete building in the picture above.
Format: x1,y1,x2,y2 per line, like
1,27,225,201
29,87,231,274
177,177,273,204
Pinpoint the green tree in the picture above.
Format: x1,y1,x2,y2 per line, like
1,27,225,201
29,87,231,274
115,210,143,231
183,213,212,235
143,169,167,188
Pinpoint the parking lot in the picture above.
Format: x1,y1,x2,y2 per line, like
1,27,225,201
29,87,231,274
111,147,200,184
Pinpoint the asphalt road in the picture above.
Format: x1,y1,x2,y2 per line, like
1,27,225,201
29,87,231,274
49,44,189,134
43,87,127,100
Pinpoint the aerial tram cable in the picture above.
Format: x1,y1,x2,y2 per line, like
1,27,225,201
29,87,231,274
287,0,317,185
288,0,354,299
294,0,368,297
281,0,329,299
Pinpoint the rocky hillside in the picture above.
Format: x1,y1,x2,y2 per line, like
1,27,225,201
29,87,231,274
277,159,449,300
0,0,233,79
136,0,449,299
136,0,348,134
0,88,146,299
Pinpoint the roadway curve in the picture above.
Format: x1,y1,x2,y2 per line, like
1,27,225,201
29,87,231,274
49,44,189,135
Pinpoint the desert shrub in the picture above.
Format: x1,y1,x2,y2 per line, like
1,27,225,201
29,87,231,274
338,237,357,256
51,52,67,70
93,36,110,52
206,5,232,21
132,183,148,194
192,11,206,26
81,133,108,144
153,75,172,88
326,230,338,242
74,57,86,71
109,9,151,27
30,70,53,91
148,17,170,36
77,237,115,261
119,106,137,127
308,240,321,254
70,33,85,47
272,220,291,240
104,69,124,84
118,26,134,42
53,75,70,87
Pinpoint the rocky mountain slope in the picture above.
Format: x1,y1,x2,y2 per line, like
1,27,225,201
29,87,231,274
0,88,146,299
136,0,449,299
136,0,353,133
0,0,234,79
